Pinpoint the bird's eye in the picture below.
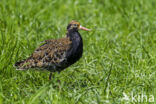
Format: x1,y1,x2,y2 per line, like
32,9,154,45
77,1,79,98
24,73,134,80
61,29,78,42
74,24,77,27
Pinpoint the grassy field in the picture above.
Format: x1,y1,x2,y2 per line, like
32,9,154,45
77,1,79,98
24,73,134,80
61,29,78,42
0,0,156,103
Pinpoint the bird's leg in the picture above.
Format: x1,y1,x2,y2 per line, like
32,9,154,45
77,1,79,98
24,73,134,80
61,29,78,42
57,71,61,83
49,72,52,80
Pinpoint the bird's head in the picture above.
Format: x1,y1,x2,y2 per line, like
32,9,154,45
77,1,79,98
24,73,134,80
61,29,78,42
67,20,91,31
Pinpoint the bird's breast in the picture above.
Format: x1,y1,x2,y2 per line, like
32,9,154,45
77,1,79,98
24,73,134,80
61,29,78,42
66,37,83,65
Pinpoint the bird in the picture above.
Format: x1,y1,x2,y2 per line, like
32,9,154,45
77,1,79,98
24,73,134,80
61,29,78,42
14,20,90,80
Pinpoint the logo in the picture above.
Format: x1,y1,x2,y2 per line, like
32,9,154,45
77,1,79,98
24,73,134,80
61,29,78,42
122,92,155,103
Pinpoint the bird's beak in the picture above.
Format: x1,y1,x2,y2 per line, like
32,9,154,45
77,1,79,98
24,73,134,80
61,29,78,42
79,25,91,31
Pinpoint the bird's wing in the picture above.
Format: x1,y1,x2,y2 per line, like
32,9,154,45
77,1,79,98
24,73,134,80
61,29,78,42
15,37,72,70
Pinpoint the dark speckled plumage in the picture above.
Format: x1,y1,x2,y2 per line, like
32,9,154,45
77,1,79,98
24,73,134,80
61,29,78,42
14,21,90,79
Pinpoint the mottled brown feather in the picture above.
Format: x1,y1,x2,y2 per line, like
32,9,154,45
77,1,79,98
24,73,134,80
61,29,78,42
16,37,72,70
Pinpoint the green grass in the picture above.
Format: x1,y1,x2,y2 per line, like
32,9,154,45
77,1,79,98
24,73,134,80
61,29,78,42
0,0,156,103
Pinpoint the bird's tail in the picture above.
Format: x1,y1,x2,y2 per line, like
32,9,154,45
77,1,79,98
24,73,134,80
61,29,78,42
14,59,34,70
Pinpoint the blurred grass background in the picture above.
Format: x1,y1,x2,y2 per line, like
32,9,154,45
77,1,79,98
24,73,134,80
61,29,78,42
0,0,156,103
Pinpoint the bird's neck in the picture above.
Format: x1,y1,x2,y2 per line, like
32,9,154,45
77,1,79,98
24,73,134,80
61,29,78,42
66,29,80,40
